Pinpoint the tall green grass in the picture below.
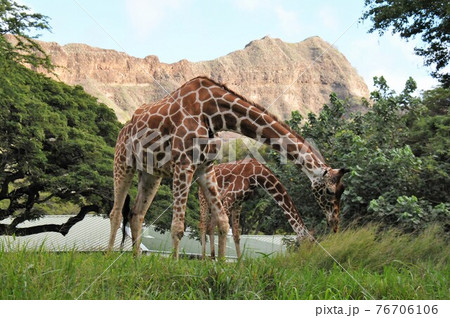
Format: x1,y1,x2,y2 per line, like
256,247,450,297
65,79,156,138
0,225,448,299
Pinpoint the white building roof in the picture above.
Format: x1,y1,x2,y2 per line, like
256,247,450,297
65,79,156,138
1,215,293,258
0,214,136,252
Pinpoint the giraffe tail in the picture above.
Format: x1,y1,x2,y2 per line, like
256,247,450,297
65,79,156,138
120,194,131,248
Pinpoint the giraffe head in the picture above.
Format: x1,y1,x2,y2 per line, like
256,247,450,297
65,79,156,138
311,167,349,233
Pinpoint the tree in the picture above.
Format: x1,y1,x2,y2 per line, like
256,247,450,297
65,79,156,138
0,51,121,236
404,87,450,205
362,0,450,87
286,78,449,233
0,0,53,70
0,0,124,236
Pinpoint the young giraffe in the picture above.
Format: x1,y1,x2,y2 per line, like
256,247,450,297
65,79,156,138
108,76,348,259
198,158,317,259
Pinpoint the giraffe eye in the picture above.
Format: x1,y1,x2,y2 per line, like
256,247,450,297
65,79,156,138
326,189,335,195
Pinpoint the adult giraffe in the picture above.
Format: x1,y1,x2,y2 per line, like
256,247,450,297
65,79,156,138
108,76,348,259
199,158,318,259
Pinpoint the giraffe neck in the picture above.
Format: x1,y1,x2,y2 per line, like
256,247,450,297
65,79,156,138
255,167,309,239
200,79,327,180
276,195,309,239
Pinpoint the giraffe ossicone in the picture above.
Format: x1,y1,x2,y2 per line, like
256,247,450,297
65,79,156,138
108,76,348,259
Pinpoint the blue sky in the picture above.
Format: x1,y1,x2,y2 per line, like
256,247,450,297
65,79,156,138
22,0,440,92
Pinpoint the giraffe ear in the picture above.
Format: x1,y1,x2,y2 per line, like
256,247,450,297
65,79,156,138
340,168,350,175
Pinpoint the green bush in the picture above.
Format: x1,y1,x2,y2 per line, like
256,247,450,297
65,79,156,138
369,195,450,233
262,77,450,235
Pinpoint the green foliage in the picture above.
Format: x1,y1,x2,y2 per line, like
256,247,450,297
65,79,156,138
0,47,121,232
0,0,124,234
248,77,450,234
265,77,449,235
0,225,448,299
240,194,273,235
0,0,53,70
362,0,450,86
219,138,270,163
369,196,449,233
144,181,200,238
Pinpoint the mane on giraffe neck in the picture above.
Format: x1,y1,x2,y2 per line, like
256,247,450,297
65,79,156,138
186,76,327,169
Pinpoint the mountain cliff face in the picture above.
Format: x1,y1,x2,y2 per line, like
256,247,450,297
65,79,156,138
38,36,368,123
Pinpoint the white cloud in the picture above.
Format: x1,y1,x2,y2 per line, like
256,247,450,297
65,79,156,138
387,35,424,66
367,69,438,94
275,6,302,36
368,68,410,92
126,0,182,39
345,32,439,92
318,5,339,29
232,0,271,11
231,1,304,38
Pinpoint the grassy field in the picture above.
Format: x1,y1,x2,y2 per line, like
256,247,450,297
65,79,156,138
0,225,448,300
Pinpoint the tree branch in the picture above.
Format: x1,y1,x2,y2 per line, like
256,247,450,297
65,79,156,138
0,171,24,199
0,205,99,236
36,192,57,204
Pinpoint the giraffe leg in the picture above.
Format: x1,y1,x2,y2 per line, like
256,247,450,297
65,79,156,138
198,188,208,260
171,165,195,260
200,201,216,260
197,165,229,260
231,206,242,258
129,171,162,256
108,165,134,252
208,210,216,260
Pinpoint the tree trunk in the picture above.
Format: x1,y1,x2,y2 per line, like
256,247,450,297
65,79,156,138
0,205,99,236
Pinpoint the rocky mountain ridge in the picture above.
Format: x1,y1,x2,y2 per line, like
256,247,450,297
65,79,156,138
37,36,369,123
